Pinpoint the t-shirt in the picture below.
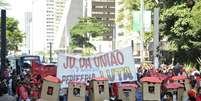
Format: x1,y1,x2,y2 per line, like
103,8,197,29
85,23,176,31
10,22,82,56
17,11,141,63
19,85,28,100
196,95,201,101
112,83,118,97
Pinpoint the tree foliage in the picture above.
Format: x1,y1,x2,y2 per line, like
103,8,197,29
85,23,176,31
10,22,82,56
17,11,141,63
117,0,201,64
5,17,24,52
70,17,110,51
160,4,193,50
160,0,201,64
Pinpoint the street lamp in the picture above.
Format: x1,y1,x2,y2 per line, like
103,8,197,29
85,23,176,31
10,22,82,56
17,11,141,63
49,42,53,63
140,0,144,64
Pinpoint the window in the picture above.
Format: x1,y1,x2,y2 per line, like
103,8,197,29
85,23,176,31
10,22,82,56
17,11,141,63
47,21,53,23
110,6,115,8
92,12,104,14
94,6,104,8
109,12,115,15
97,17,102,20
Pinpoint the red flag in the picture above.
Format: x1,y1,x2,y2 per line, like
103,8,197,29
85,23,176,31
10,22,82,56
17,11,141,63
32,62,56,78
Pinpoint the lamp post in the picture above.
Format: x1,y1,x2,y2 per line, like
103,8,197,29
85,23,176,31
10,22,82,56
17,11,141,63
49,42,53,63
140,0,144,64
153,8,160,68
153,0,162,68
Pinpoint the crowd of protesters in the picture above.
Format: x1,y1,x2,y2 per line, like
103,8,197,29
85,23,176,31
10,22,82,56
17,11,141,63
0,68,43,101
136,63,201,101
1,63,201,101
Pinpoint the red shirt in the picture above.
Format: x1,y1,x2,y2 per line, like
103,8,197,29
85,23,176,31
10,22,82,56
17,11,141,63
112,83,118,97
19,85,29,100
196,95,201,101
31,90,39,98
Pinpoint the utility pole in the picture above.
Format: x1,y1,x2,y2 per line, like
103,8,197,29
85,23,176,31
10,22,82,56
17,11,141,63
131,40,134,52
1,9,7,78
49,42,53,63
112,25,116,50
153,8,160,68
140,0,144,64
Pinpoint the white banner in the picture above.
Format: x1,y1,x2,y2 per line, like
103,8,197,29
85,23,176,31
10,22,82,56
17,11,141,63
57,47,137,88
133,10,151,32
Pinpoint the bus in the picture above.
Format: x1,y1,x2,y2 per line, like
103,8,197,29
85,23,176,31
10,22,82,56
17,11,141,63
16,55,41,74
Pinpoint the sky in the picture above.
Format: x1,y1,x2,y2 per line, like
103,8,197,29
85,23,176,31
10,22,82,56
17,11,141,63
7,0,32,31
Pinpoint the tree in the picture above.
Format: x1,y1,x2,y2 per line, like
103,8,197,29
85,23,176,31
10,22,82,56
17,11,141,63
116,0,201,64
159,0,201,64
70,17,110,54
5,17,24,52
160,4,193,50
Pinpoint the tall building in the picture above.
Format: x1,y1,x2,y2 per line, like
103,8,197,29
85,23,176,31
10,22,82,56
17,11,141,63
91,0,115,41
45,0,55,50
54,0,66,35
32,0,84,55
32,0,46,54
24,12,32,54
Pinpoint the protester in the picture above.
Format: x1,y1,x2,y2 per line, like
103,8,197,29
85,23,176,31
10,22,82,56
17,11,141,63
18,82,29,101
187,89,196,101
196,87,201,101
166,92,173,101
2,59,201,101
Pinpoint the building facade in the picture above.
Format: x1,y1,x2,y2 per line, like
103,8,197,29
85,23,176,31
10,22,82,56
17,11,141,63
24,12,32,54
45,0,55,50
91,0,115,41
32,0,46,54
54,0,66,40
